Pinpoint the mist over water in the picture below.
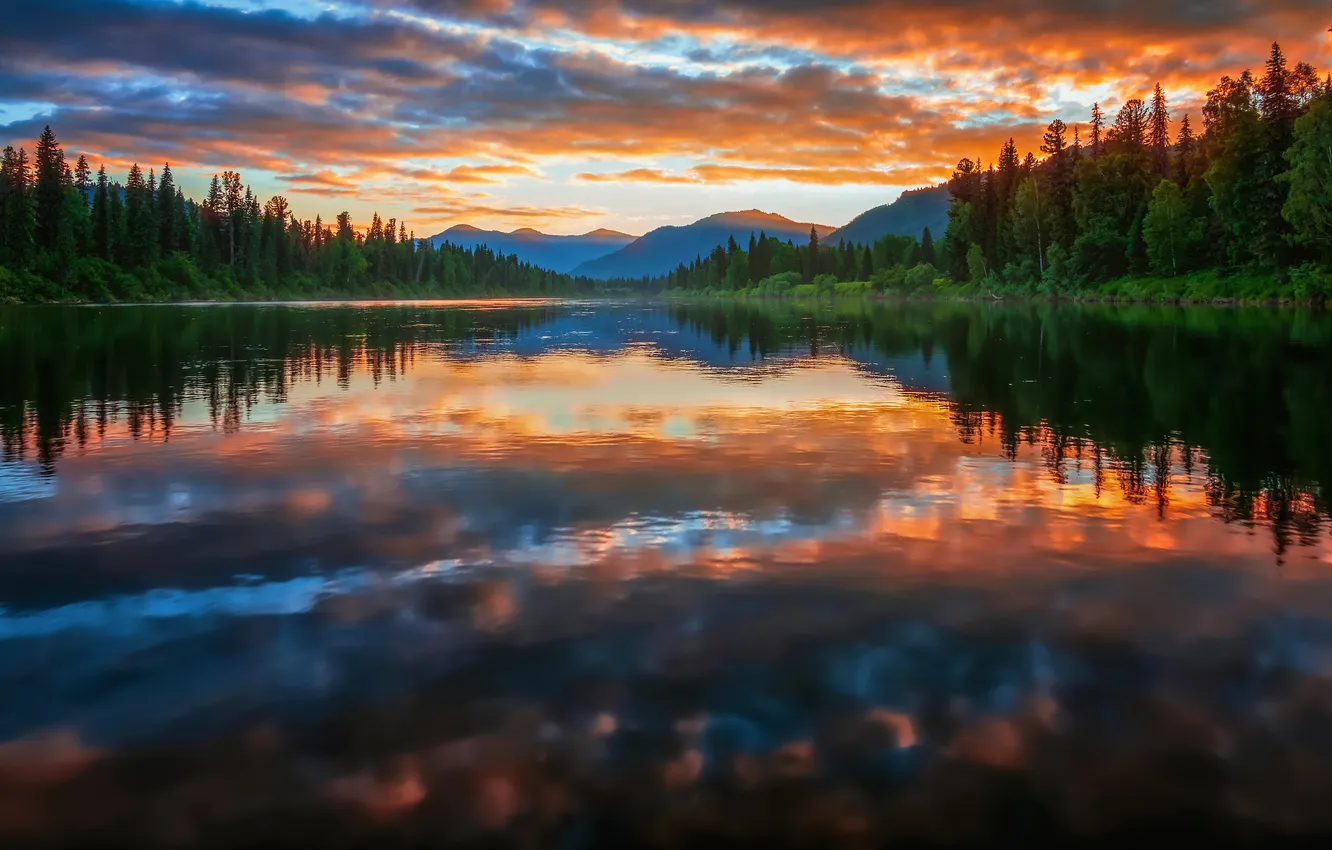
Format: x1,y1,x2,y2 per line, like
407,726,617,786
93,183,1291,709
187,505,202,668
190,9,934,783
4,300,1332,847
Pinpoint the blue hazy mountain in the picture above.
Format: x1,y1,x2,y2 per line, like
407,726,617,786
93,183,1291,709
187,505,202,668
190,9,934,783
572,210,835,280
826,185,951,247
426,225,635,274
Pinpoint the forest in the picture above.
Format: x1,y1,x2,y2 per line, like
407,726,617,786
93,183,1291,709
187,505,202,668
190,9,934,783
641,41,1332,302
0,130,595,301
1,41,1329,303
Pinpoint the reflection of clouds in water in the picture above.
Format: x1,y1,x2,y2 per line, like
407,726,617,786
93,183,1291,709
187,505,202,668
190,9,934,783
0,464,55,503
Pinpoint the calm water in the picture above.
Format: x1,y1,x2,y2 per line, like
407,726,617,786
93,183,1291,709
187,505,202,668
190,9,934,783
4,300,1332,846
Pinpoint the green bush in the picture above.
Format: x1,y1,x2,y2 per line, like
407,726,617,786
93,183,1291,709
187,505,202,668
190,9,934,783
904,262,940,291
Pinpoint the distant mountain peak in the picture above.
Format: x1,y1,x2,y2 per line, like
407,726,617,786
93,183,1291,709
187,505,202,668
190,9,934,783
585,228,631,238
572,208,834,280
705,209,804,226
827,185,951,248
423,223,636,273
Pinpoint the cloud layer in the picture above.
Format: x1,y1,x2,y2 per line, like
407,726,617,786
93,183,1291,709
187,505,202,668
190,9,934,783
1,0,1328,232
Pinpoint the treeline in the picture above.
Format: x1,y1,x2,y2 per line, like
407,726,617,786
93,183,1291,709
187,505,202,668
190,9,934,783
0,128,594,302
943,42,1332,298
615,227,941,297
640,40,1332,301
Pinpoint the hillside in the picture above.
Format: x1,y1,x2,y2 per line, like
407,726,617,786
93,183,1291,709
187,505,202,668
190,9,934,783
827,185,950,247
426,225,635,274
573,210,834,280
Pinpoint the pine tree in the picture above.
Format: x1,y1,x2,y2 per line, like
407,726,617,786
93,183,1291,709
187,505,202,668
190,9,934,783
175,189,191,253
107,179,126,266
124,163,157,268
1174,115,1196,185
32,125,69,253
0,146,37,267
91,165,112,261
1089,103,1105,156
1041,119,1068,158
805,226,819,283
157,164,177,257
1148,83,1171,175
1258,42,1296,128
921,227,936,266
74,155,91,207
1111,99,1149,151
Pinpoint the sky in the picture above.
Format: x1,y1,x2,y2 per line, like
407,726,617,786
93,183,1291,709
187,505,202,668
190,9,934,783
1,1,1329,237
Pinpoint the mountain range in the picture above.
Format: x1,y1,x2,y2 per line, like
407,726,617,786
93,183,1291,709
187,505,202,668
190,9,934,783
427,184,950,281
827,185,950,248
572,210,836,280
425,225,635,273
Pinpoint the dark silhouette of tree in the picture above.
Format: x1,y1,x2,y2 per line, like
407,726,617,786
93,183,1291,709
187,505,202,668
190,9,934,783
32,125,68,254
1148,83,1171,174
1110,98,1149,151
1089,103,1105,156
157,163,178,257
1174,114,1196,184
73,155,91,206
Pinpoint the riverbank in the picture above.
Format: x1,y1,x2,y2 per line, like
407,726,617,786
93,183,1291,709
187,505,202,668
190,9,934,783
5,264,1330,307
661,267,1332,307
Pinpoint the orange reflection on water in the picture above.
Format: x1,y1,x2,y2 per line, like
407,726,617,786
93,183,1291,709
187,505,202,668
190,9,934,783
8,347,1325,580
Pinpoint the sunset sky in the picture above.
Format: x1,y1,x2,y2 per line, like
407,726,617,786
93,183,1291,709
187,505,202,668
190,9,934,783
2,0,1329,235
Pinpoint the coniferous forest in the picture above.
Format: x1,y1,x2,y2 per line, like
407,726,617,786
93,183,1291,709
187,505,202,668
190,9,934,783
1,42,1330,303
0,130,594,302
638,42,1332,302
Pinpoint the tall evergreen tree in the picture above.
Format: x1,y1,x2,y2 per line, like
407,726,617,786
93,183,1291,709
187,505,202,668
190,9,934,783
124,163,157,268
91,165,112,261
1148,83,1171,175
1089,103,1105,156
156,163,178,257
74,155,91,207
32,125,69,253
0,146,36,267
1175,115,1197,184
1111,99,1149,151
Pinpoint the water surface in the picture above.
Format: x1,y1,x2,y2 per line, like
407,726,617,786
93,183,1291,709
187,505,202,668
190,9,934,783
3,300,1332,846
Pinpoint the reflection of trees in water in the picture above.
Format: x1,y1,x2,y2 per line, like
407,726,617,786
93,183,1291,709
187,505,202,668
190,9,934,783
2,301,1330,559
668,300,1332,562
0,305,560,472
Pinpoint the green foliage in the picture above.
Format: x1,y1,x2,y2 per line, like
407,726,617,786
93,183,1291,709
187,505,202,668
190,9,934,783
1281,98,1332,258
916,42,1330,300
1143,180,1206,276
966,244,989,286
1072,153,1152,279
812,273,838,291
904,262,940,291
0,126,600,303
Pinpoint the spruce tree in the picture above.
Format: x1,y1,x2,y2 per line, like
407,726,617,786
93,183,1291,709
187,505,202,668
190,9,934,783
74,155,91,207
107,179,126,266
0,146,37,267
1089,103,1105,156
124,164,157,268
157,164,177,256
1148,83,1171,175
91,165,112,261
32,125,69,253
1174,115,1196,185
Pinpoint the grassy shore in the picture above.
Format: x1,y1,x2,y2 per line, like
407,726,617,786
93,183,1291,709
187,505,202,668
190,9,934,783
662,267,1332,306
